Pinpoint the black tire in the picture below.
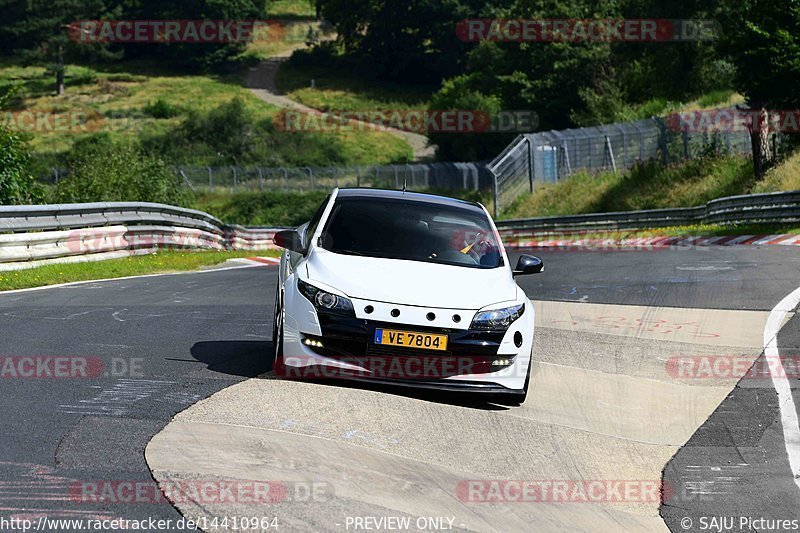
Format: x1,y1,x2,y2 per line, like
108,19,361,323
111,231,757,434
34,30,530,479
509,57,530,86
272,286,285,376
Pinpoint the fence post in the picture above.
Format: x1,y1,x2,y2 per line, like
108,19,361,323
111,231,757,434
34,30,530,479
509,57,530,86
604,136,617,175
306,167,315,190
207,167,213,192
232,166,237,191
53,168,59,186
655,117,668,166
258,168,264,191
492,172,500,218
526,137,534,193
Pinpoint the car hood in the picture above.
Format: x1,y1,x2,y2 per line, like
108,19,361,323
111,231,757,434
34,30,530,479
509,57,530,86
306,250,516,310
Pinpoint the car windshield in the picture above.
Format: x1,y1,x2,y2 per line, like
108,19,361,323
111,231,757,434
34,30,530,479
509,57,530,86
319,196,503,269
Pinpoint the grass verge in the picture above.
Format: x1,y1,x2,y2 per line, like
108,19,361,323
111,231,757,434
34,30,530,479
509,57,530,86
276,58,434,118
0,249,279,292
0,59,411,167
504,156,756,219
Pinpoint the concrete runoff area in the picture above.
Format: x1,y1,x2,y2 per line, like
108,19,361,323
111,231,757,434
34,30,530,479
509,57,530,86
147,300,773,532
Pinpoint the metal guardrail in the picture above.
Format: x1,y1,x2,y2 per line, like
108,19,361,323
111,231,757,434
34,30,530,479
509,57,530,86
0,202,282,270
495,190,800,234
1,190,797,269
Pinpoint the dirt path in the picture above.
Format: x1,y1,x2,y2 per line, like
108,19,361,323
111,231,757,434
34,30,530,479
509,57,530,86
244,54,436,161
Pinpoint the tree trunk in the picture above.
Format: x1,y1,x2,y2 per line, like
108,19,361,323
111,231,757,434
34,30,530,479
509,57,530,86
749,107,770,180
56,45,65,96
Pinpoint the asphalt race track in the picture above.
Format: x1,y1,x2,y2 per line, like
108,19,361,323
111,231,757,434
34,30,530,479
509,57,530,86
2,247,800,532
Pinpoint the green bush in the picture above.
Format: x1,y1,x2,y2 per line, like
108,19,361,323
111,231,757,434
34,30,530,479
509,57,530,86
193,190,329,226
428,75,512,162
54,135,190,205
0,128,42,205
141,97,404,167
143,98,182,119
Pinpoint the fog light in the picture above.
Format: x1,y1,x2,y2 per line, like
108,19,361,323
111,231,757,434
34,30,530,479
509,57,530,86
303,338,324,348
514,331,523,348
492,359,512,366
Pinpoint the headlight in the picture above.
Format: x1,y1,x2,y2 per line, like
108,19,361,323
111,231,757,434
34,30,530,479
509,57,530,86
298,279,354,313
470,303,525,331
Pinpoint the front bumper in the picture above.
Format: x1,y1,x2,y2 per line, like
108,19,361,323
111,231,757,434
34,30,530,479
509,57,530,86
281,308,534,391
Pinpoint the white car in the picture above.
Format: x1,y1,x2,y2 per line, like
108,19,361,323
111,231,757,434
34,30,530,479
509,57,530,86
272,188,543,404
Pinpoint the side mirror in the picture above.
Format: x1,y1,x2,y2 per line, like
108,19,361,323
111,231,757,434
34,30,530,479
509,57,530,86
273,230,306,254
513,255,544,276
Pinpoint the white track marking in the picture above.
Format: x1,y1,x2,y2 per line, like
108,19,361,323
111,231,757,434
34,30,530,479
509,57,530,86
764,286,800,490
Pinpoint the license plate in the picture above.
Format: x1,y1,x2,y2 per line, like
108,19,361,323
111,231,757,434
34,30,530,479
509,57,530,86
373,329,448,351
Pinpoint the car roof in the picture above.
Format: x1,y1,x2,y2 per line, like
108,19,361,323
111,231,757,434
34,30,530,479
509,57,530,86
335,188,485,213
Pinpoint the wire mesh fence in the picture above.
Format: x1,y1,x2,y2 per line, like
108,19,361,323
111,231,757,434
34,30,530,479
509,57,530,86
488,113,757,215
40,162,495,194
39,108,770,218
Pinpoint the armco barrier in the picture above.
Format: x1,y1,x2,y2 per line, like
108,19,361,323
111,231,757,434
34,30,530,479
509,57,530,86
0,202,283,270
2,191,798,269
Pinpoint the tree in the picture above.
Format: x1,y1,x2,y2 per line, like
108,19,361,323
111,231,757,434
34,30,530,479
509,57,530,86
315,0,483,82
121,0,264,68
55,135,189,205
0,87,41,204
1,0,120,95
716,0,800,178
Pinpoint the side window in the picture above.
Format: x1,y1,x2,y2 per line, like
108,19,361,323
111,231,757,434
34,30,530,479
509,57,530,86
305,195,331,249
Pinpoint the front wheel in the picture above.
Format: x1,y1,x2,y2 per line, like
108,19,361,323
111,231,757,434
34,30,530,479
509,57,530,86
272,286,285,376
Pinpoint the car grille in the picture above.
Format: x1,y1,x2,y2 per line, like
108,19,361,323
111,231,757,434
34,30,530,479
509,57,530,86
366,344,453,358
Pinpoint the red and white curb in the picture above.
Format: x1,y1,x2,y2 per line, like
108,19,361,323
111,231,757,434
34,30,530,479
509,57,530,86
501,233,800,250
241,256,281,266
